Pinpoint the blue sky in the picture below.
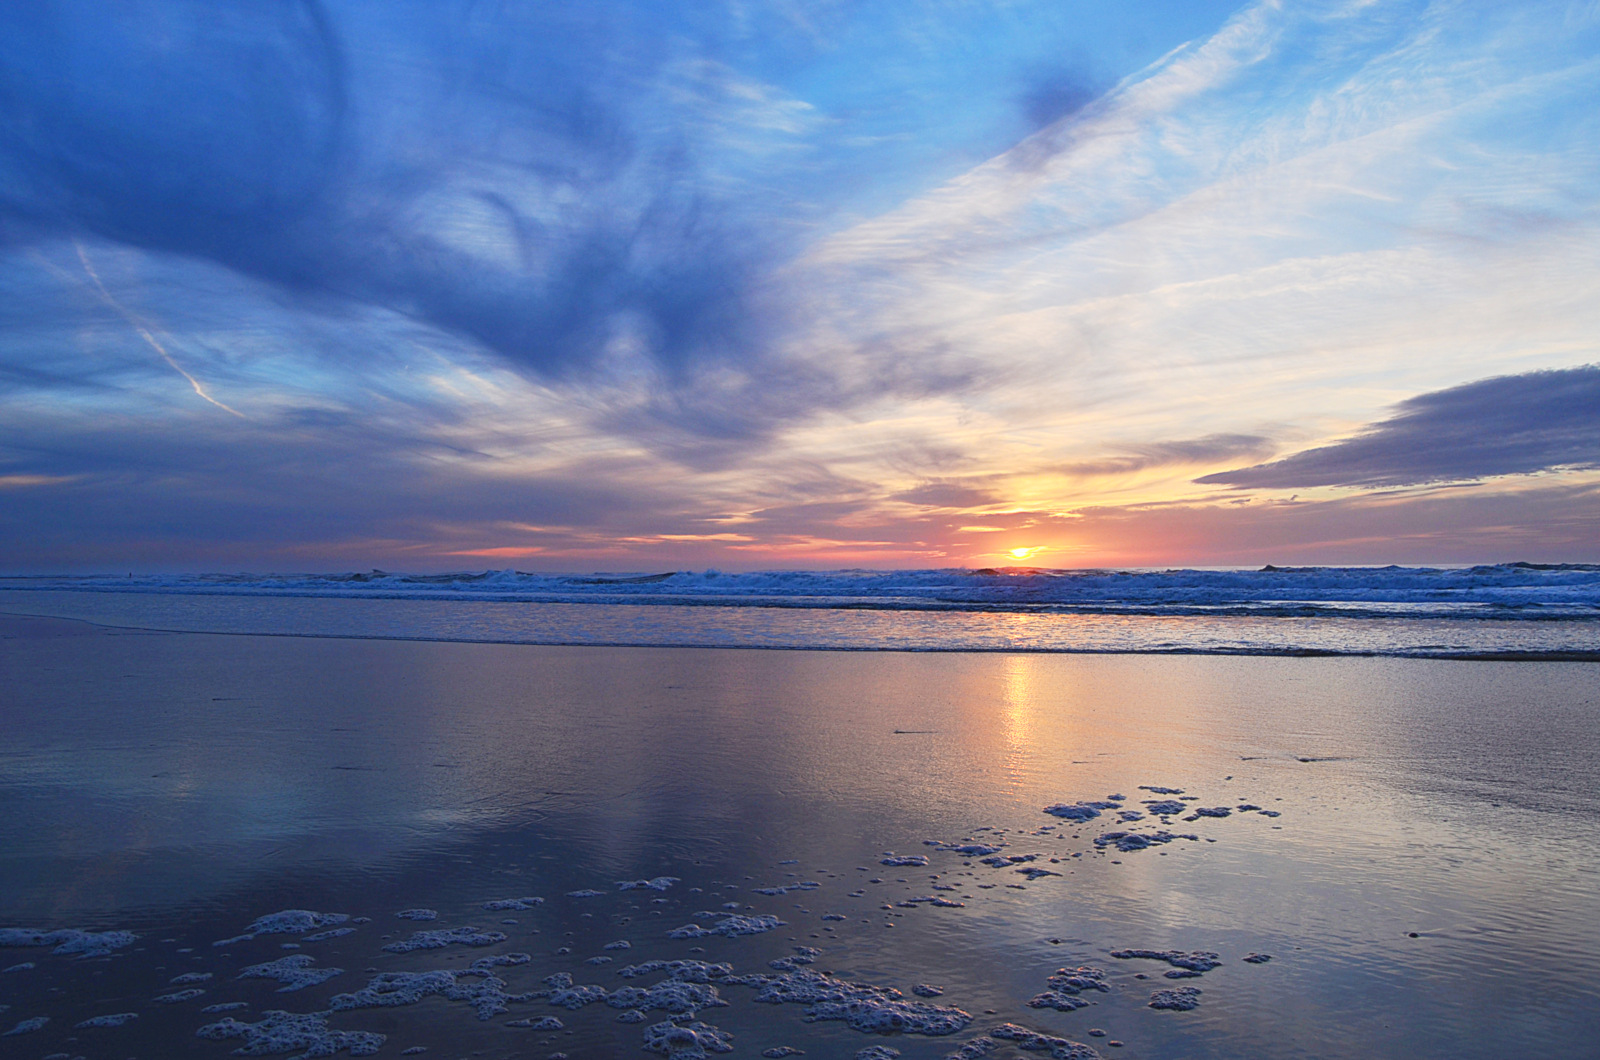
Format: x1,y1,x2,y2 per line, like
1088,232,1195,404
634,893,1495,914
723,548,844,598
2,0,1597,571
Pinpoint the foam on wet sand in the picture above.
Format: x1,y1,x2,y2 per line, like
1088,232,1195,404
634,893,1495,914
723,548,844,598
642,1018,733,1057
669,915,784,940
331,955,538,1021
381,927,507,953
76,1012,139,1028
214,911,350,947
0,765,1298,1057
3,1016,48,1035
1028,966,1109,1012
990,1023,1104,1058
195,1010,385,1057
1110,950,1222,972
238,955,345,992
1148,986,1202,1010
0,928,137,958
482,897,544,911
746,968,972,1035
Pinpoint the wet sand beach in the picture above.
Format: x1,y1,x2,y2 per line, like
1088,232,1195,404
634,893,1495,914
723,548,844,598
3,613,1598,1058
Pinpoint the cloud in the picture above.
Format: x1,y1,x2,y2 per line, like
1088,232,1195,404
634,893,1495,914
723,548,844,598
4,0,1599,572
1198,366,1600,489
1019,72,1100,131
0,0,785,378
890,482,1004,508
1054,480,1600,566
1064,433,1273,477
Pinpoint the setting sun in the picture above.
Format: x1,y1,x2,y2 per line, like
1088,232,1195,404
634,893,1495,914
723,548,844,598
1009,546,1043,560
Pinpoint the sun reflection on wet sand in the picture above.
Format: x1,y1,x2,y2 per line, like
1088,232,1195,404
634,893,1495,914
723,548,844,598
1,620,1598,1056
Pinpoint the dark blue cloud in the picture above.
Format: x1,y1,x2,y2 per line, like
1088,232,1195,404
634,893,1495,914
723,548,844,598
0,407,696,568
0,0,779,376
1198,366,1600,489
1019,72,1100,131
0,0,1226,390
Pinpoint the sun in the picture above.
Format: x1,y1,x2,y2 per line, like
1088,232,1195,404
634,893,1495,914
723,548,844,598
1008,546,1043,561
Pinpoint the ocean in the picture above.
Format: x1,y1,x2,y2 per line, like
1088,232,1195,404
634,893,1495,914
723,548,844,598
2,562,1598,656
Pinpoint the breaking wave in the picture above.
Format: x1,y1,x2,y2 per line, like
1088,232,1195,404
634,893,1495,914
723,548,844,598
5,563,1598,621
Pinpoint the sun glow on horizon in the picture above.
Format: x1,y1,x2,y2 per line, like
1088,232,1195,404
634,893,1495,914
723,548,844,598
1009,546,1044,560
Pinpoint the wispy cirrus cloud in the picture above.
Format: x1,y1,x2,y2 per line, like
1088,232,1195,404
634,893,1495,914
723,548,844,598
1065,433,1275,477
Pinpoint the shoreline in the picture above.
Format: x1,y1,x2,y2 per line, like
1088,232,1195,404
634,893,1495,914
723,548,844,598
5,609,1597,662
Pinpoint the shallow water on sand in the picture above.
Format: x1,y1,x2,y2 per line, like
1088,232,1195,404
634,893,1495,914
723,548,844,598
2,615,1598,1058
5,587,1600,658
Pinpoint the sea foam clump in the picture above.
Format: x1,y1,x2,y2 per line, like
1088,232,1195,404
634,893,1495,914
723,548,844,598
394,909,437,921
330,971,453,1011
155,988,207,1003
1028,966,1109,1011
238,954,344,992
619,960,736,983
619,877,681,891
1142,801,1186,816
332,959,537,1021
0,927,137,958
880,854,930,867
926,841,1004,856
482,897,544,911
543,972,610,1010
749,969,972,1035
215,911,349,946
381,927,507,953
3,1016,48,1035
1042,801,1120,822
1092,831,1194,853
642,1019,734,1057
990,1023,1102,1058
769,947,821,972
898,895,966,908
607,978,727,1016
196,1009,385,1056
1110,949,1221,972
752,881,821,896
507,1015,564,1030
1148,986,1202,1010
76,1012,139,1028
668,915,784,940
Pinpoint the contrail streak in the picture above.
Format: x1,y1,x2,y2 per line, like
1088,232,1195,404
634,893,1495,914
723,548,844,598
73,242,247,419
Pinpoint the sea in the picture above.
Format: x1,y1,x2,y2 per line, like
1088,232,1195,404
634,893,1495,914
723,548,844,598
1,564,1597,1059
2,562,1598,655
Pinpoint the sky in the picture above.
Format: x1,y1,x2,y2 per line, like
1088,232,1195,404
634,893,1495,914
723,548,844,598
2,0,1598,572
